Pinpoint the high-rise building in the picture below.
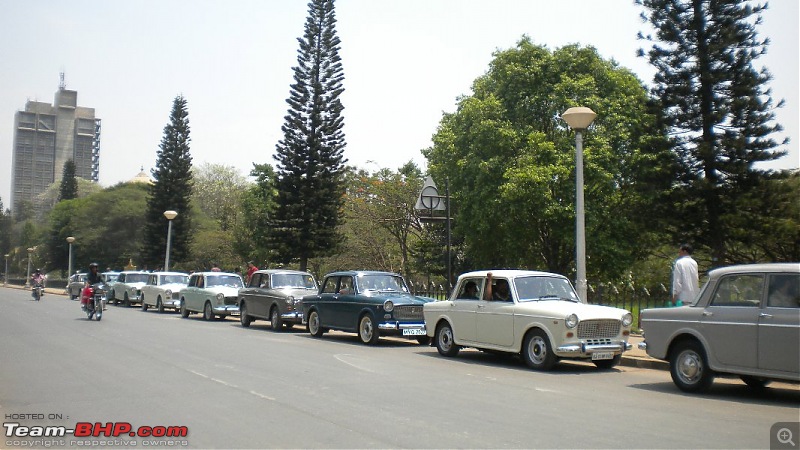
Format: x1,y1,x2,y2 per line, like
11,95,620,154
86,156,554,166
10,78,100,214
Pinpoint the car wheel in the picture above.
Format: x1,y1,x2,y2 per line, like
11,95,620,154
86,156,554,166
416,336,431,346
358,314,380,345
70,292,77,300
670,340,714,392
107,290,115,304
593,354,622,370
123,293,131,307
739,375,771,389
307,310,324,338
157,297,164,313
522,329,557,371
240,302,251,328
270,306,283,331
435,322,459,357
180,300,189,318
141,295,148,311
203,301,214,321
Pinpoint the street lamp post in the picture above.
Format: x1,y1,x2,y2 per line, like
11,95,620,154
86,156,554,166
163,210,178,271
66,237,75,280
562,106,597,302
3,254,8,287
25,247,34,288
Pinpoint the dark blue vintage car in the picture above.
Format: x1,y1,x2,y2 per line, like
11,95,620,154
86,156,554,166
302,271,431,345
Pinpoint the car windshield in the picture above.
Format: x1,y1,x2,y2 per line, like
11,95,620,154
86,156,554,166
206,275,243,288
162,275,188,285
104,274,119,282
357,274,409,293
125,274,149,283
515,276,580,302
272,273,316,289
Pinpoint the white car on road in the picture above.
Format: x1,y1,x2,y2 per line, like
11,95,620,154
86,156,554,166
140,272,189,313
179,272,243,320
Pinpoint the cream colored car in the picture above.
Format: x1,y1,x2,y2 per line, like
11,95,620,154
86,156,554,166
140,272,189,313
423,270,633,370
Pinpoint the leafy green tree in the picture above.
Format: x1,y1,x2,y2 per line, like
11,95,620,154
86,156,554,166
424,38,674,282
58,159,78,202
236,163,278,266
0,197,11,257
141,95,194,269
270,0,347,272
637,0,788,265
192,162,249,232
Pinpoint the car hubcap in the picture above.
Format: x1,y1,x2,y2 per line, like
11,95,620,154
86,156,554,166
529,336,546,364
678,350,702,383
361,318,373,341
439,327,453,351
309,313,319,334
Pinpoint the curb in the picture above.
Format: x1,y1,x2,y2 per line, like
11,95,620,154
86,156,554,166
620,354,669,371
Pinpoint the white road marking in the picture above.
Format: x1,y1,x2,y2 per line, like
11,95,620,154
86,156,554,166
334,354,377,373
249,390,276,401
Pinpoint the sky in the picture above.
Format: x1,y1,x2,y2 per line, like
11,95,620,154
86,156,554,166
1,0,798,207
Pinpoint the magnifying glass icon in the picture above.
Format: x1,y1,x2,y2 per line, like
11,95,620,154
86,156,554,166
777,428,796,446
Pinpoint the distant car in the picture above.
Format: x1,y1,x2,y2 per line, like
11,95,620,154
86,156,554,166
179,272,243,320
111,271,151,306
66,273,87,300
423,270,634,370
238,269,318,331
140,272,189,313
101,271,120,297
301,271,431,345
639,263,799,392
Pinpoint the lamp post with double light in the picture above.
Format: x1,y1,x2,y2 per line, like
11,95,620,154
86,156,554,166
163,210,178,271
562,106,597,302
66,237,75,280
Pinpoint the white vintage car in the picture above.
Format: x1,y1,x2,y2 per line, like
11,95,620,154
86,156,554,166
140,272,189,313
423,270,633,370
111,271,151,306
179,272,243,320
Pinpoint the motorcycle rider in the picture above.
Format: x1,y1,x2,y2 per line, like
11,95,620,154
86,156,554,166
82,263,103,312
31,269,46,299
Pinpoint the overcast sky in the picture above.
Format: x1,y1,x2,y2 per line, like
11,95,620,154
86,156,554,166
1,0,797,207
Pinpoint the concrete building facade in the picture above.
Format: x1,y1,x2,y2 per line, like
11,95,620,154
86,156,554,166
10,84,101,214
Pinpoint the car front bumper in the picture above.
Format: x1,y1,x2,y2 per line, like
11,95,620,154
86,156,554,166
213,305,240,316
377,321,427,336
281,311,304,323
555,341,632,357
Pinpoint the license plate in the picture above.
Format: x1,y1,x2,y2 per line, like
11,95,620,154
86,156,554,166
402,329,426,336
591,352,614,360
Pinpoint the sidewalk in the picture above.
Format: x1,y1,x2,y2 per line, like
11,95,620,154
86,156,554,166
621,334,669,371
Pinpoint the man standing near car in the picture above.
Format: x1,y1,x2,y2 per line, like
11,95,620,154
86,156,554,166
246,261,258,284
672,244,698,306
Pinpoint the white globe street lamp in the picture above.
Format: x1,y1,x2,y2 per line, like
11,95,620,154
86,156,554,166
25,247,34,288
66,237,75,281
562,106,597,302
3,254,9,287
163,211,178,271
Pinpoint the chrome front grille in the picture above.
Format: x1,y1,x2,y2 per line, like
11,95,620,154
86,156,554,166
393,305,424,321
224,296,237,305
172,292,181,300
577,320,621,339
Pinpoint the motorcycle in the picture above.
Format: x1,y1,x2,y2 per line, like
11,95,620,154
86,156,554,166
81,283,106,321
31,284,44,301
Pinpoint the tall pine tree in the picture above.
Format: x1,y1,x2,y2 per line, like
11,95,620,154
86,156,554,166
271,0,347,272
637,0,787,265
58,159,78,202
141,95,194,269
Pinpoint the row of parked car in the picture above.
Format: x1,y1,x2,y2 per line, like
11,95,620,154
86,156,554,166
65,263,800,393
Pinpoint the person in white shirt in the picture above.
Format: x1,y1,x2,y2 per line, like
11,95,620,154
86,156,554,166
672,243,699,306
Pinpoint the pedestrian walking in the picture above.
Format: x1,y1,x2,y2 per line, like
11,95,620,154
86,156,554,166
672,243,698,306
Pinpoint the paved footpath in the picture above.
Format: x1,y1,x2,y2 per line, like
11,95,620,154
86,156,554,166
3,283,669,370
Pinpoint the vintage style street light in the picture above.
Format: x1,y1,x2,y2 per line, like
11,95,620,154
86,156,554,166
562,106,597,302
25,247,34,288
3,254,9,287
163,210,178,271
66,237,75,280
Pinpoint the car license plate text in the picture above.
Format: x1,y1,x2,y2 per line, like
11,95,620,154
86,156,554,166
402,329,426,336
591,352,614,360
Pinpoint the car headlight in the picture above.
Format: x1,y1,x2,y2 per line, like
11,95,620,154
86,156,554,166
383,300,394,312
285,295,295,305
622,312,633,327
216,293,224,303
565,313,578,329
165,290,172,298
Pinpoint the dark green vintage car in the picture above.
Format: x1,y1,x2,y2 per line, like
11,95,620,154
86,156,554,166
301,271,432,345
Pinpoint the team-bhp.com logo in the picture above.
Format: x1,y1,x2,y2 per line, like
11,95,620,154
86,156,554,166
5,422,188,438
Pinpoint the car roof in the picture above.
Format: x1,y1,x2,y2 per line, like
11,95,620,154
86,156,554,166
101,271,120,275
120,271,150,274
457,269,568,280
708,263,800,279
152,271,188,276
324,270,401,277
255,269,313,275
192,271,241,277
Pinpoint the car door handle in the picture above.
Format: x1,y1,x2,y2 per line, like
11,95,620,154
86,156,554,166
759,313,773,319
702,311,713,317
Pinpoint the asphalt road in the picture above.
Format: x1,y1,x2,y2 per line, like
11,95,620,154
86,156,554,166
1,287,798,449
